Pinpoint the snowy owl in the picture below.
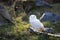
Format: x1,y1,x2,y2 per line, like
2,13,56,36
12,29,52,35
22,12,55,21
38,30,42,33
29,15,45,32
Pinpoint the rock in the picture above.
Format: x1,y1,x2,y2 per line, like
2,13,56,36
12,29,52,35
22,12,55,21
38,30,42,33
40,11,60,22
0,4,12,26
35,0,52,7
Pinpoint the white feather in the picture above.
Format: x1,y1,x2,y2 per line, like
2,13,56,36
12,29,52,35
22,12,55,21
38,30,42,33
29,15,44,32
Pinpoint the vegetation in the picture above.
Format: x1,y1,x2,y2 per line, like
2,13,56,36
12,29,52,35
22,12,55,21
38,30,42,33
0,1,60,40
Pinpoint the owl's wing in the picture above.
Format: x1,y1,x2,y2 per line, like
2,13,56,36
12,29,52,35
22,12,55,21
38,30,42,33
35,19,44,29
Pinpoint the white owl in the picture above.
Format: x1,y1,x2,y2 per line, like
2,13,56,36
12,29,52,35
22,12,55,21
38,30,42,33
29,15,45,32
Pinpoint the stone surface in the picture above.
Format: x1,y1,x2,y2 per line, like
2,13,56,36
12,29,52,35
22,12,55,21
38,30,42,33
0,4,11,25
40,11,60,22
35,0,52,7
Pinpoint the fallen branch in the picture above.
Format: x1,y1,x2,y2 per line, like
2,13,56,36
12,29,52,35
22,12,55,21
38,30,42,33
47,33,60,38
28,28,60,38
37,31,60,38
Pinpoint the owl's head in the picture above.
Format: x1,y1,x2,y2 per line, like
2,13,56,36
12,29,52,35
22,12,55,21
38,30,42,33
29,15,37,20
